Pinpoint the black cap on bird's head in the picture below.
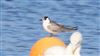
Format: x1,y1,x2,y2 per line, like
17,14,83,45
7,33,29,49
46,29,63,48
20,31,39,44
42,16,50,23
44,16,48,20
40,16,49,21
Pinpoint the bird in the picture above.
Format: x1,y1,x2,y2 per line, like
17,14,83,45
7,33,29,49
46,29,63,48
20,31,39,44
44,31,82,56
40,16,78,36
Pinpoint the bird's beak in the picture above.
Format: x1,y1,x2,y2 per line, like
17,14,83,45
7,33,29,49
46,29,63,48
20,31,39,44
40,19,42,21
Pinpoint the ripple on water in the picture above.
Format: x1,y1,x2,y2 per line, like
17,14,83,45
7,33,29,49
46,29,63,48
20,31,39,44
1,0,99,56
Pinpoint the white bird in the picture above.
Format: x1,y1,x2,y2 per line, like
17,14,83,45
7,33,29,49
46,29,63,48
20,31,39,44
40,16,78,36
43,31,82,56
65,31,82,56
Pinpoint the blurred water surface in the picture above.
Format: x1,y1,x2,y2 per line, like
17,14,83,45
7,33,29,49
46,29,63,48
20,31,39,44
1,0,100,56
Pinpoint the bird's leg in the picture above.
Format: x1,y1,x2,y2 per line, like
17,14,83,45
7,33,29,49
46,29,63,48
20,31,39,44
49,33,53,37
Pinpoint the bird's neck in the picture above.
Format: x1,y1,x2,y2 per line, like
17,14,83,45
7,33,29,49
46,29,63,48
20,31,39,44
65,43,81,56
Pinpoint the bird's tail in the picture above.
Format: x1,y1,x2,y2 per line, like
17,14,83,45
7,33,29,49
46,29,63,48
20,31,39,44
62,26,78,32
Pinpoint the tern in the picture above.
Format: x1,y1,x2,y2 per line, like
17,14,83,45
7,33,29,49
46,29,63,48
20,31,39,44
40,16,78,36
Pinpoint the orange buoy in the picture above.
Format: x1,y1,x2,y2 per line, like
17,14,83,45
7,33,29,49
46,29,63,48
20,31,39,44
30,37,66,56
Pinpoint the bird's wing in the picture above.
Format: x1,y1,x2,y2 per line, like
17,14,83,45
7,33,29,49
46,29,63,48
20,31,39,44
47,21,64,32
50,20,64,27
48,20,78,32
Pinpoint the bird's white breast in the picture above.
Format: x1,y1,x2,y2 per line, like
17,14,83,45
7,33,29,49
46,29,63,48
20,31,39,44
43,22,55,34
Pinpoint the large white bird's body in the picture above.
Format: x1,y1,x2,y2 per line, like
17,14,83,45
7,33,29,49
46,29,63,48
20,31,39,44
43,31,82,56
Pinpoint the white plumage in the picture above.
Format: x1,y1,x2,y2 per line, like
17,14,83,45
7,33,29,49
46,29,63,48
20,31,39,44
44,31,82,56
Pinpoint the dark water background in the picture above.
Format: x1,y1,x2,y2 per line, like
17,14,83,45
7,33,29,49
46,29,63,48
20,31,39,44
1,0,100,56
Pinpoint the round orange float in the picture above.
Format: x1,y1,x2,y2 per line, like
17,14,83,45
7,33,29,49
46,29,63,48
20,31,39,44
30,37,66,56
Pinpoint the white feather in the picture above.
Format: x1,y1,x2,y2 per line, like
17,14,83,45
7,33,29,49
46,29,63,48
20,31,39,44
43,31,82,56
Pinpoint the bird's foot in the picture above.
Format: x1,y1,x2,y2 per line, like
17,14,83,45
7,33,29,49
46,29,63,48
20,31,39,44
48,33,53,37
45,33,56,37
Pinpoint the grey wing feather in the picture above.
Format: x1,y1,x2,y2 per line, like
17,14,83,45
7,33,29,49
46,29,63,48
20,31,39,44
50,20,64,27
64,26,78,30
62,26,78,32
47,21,62,32
48,20,78,32
51,20,78,30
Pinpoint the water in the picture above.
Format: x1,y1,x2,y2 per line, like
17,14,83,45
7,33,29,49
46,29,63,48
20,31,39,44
1,0,100,56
